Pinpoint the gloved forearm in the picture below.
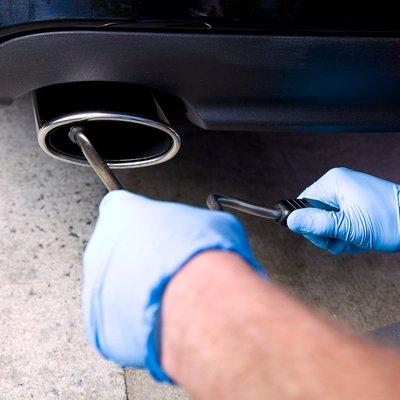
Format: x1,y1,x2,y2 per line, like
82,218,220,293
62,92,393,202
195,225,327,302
162,250,400,400
287,167,400,254
83,190,265,381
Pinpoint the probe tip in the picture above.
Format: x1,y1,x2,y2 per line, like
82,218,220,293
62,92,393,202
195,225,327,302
68,126,84,144
207,194,224,211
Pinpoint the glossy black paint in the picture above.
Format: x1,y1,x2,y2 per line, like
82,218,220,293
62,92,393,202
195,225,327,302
1,0,400,35
2,30,400,132
1,2,400,134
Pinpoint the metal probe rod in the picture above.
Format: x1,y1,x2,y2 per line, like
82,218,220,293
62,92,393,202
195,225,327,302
68,127,123,192
207,194,282,220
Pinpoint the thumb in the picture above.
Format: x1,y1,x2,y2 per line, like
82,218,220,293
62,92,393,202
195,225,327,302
287,208,346,238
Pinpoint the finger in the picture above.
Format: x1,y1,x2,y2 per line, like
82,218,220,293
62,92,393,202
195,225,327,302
296,167,350,208
84,191,149,287
303,234,331,250
302,234,363,255
303,235,345,254
99,189,150,218
287,208,348,239
325,239,363,255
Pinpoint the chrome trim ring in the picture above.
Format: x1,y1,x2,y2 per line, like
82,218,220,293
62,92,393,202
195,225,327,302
38,112,181,169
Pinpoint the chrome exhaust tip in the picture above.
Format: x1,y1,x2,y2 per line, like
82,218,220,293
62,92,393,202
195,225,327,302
37,111,180,169
34,83,181,169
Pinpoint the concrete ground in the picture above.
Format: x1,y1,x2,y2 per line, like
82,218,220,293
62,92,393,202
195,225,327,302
1,96,400,399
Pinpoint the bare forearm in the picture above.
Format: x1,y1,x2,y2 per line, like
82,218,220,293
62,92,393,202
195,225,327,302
161,251,400,399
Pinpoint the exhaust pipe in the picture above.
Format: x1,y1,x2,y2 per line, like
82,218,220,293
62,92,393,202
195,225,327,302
33,83,181,169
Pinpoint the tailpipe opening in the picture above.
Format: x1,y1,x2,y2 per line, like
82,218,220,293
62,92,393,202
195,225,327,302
33,83,181,169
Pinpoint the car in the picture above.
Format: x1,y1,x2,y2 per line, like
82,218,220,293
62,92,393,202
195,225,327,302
1,0,400,169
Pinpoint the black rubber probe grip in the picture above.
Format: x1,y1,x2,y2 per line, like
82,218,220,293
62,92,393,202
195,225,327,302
275,198,339,227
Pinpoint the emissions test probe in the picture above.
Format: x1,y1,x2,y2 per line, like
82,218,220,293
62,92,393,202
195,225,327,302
68,126,339,224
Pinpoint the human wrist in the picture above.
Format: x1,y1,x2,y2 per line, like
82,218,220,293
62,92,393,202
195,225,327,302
144,214,267,382
160,250,261,383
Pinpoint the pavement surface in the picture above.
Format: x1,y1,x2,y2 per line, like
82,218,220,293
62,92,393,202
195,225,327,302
1,96,400,399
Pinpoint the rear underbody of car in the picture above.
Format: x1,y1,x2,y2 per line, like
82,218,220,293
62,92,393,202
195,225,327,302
1,1,400,166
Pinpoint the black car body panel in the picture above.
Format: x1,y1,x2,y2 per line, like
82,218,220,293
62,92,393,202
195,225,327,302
1,1,400,133
1,1,400,34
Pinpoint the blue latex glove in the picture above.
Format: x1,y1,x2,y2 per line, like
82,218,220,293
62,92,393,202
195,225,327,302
83,190,265,382
287,167,400,254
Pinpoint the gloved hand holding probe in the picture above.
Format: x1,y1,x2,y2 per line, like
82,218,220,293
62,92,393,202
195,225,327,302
287,167,400,254
83,190,265,382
